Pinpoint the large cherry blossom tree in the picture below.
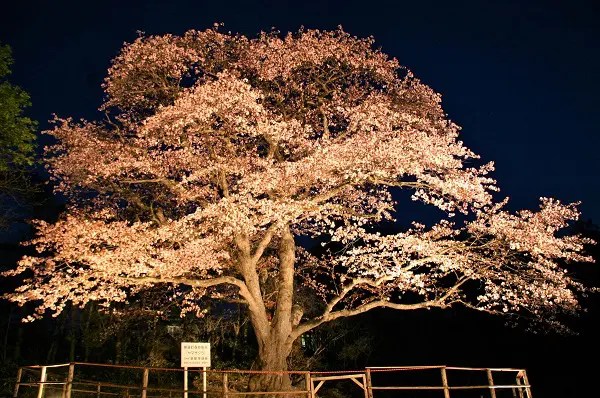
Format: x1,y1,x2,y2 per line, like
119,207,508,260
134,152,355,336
3,27,593,390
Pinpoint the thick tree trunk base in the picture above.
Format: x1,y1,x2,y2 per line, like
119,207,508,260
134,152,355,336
248,346,294,398
248,372,293,395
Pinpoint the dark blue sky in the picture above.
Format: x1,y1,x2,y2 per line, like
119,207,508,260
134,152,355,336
1,0,599,220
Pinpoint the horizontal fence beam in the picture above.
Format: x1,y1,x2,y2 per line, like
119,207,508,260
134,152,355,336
20,364,71,369
371,385,531,391
311,374,365,381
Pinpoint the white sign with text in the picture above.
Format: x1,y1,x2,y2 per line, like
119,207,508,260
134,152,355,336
181,342,211,367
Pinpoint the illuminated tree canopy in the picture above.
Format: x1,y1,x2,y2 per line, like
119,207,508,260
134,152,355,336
3,27,593,388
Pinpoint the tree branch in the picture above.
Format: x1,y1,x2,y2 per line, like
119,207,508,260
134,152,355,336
121,178,170,184
291,268,478,341
251,223,278,264
233,233,271,342
322,276,392,317
121,275,255,305
292,298,446,340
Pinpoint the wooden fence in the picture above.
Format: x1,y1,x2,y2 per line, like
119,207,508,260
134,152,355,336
12,362,533,398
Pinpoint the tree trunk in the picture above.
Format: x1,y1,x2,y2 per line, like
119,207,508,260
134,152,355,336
246,225,297,396
12,325,22,362
2,307,12,362
249,333,294,395
83,303,95,362
68,307,77,362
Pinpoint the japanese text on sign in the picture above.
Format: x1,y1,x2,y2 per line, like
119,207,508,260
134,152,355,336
181,342,211,367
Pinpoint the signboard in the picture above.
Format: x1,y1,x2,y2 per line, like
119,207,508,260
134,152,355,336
181,342,211,367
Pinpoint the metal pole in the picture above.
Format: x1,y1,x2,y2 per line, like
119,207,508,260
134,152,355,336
440,367,451,398
37,366,47,398
183,367,188,398
65,364,74,398
202,367,207,398
13,368,22,398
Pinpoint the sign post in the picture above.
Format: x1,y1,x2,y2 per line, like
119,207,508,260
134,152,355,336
181,342,211,398
183,367,188,398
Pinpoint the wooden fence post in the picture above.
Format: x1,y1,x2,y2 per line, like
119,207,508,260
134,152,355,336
440,367,451,398
365,369,374,398
304,372,311,398
521,370,533,398
13,368,22,398
37,366,47,398
65,364,74,398
222,372,229,398
360,375,368,398
515,373,525,398
141,368,149,398
487,369,497,398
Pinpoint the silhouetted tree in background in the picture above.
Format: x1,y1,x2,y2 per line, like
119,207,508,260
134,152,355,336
0,42,36,229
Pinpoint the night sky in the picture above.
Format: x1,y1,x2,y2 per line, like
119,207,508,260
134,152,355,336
2,0,599,221
1,0,599,396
